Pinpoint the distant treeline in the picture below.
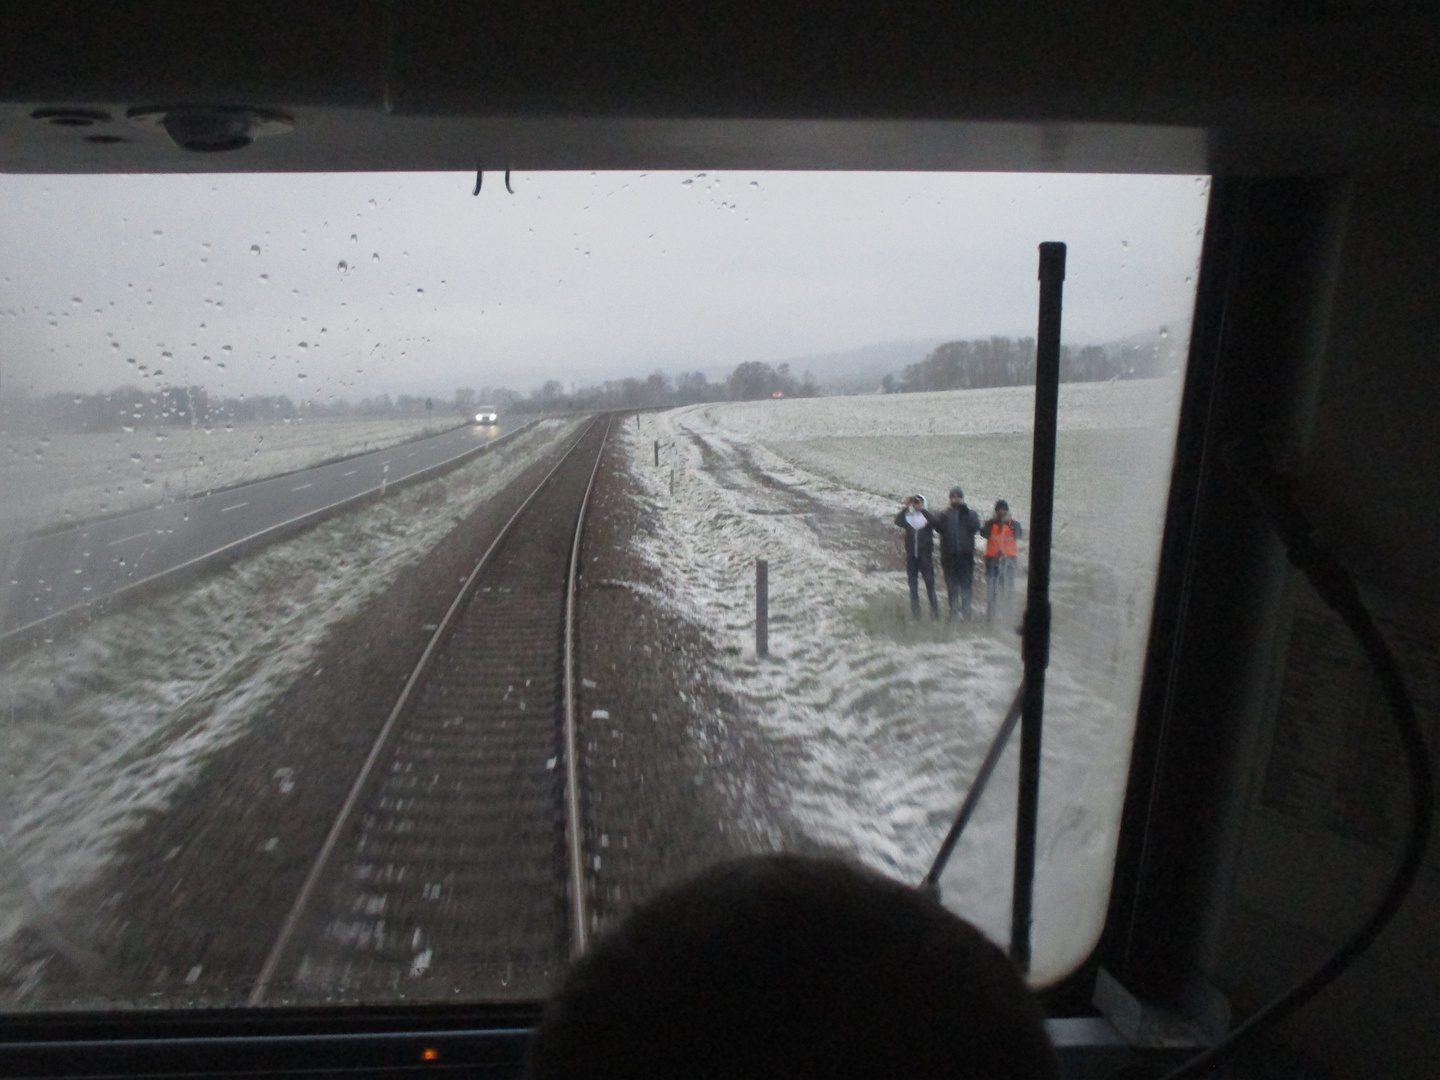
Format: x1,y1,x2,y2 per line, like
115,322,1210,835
7,334,1178,433
886,334,1179,393
4,359,821,433
505,362,817,414
1,384,486,434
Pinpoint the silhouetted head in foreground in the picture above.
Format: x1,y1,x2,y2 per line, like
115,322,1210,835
527,854,1058,1080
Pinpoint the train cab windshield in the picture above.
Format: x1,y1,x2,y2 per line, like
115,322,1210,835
0,170,1206,1009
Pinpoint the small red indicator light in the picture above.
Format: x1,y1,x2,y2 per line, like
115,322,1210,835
421,1048,440,1062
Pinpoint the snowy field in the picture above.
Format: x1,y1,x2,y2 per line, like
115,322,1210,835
626,377,1181,984
0,419,579,974
0,416,464,540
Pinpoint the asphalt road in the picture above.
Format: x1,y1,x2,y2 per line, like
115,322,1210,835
0,418,526,644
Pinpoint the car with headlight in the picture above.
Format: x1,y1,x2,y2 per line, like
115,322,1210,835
475,407,499,424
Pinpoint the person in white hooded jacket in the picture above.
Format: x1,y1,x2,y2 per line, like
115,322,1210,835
893,494,941,620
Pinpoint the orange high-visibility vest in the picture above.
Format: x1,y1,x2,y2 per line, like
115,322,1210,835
986,523,1017,558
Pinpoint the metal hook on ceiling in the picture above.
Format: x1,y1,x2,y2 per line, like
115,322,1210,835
473,169,482,196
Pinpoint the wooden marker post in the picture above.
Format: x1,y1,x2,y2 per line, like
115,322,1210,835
756,559,769,658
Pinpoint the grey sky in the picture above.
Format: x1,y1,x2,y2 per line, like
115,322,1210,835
1,171,1206,402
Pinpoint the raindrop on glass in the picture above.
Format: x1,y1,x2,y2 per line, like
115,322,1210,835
250,244,260,255
337,260,348,272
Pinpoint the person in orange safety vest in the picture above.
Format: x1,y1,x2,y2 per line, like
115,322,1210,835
980,500,1024,622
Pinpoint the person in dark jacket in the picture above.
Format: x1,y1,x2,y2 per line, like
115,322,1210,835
981,500,1025,622
894,494,940,620
934,486,982,621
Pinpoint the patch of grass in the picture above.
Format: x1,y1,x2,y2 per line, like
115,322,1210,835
847,590,1000,644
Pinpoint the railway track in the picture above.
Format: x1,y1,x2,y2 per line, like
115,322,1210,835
247,414,610,1004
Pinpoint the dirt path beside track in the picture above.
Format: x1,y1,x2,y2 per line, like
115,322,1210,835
574,427,799,940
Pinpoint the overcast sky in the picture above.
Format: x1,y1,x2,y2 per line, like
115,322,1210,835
0,171,1206,403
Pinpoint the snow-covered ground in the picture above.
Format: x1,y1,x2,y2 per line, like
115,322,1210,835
626,377,1182,985
0,416,465,540
0,418,579,965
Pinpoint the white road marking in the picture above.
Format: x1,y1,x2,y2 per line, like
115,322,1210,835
342,470,357,477
292,482,314,492
220,502,249,513
106,530,153,547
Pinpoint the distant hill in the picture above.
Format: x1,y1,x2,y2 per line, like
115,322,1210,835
764,338,956,394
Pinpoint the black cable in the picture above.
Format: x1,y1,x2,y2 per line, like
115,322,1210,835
922,684,1025,896
1156,462,1433,1079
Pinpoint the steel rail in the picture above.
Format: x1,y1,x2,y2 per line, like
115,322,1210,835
247,415,603,1005
562,415,611,958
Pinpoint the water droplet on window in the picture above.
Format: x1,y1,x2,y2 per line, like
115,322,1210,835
368,198,377,209
372,252,379,262
249,244,260,254
682,178,693,185
337,260,348,272
350,233,357,243
259,273,269,283
1121,240,1129,250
